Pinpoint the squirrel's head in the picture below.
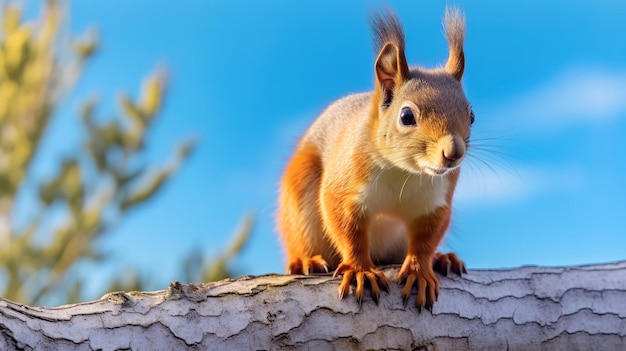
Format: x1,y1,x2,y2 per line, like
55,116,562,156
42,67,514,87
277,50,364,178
370,8,473,177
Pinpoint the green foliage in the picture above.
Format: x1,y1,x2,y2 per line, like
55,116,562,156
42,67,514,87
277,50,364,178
0,2,250,306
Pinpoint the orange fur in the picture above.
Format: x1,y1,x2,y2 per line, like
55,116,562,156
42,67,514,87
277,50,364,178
277,7,471,309
278,142,336,273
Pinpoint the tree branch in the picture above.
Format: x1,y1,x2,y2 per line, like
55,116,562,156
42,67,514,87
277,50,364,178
1,261,625,350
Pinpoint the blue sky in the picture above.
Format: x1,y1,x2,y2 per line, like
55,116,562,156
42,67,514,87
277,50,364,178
22,1,626,299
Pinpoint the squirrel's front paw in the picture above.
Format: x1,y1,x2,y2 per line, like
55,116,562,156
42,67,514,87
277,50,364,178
398,255,440,312
333,262,389,305
286,255,329,275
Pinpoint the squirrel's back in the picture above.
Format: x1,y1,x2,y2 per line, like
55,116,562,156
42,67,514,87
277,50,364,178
299,92,372,159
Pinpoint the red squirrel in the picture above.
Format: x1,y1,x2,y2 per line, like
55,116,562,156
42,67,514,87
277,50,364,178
277,7,471,310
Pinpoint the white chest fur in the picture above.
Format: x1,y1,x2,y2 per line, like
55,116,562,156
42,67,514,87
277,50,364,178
358,167,449,221
353,166,450,263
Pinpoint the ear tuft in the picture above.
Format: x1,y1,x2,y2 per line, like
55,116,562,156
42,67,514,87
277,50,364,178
371,10,410,107
371,9,405,56
443,7,466,82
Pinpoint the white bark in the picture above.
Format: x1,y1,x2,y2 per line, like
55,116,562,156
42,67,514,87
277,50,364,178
1,261,625,350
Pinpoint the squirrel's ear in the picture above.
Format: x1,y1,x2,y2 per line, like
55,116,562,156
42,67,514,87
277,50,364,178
444,7,466,82
375,42,409,106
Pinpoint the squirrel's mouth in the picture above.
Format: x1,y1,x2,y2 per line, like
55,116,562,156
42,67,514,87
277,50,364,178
424,166,449,176
421,163,460,176
399,156,461,176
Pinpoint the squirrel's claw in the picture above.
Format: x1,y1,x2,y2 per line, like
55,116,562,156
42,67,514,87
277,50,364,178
286,255,330,275
399,254,440,313
433,252,466,277
334,262,388,305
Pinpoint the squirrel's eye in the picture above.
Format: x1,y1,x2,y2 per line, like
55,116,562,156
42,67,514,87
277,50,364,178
399,107,416,127
470,110,475,125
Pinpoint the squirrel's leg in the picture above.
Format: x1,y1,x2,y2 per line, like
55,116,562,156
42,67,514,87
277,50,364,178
278,143,331,275
321,191,389,305
399,206,451,311
331,222,390,305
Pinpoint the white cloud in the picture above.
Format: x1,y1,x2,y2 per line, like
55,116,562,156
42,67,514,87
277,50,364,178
488,66,626,130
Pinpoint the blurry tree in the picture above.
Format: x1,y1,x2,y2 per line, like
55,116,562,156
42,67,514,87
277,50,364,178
182,215,254,284
0,1,250,306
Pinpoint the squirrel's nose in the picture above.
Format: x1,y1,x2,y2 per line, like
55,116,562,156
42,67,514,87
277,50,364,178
441,135,466,164
443,149,461,162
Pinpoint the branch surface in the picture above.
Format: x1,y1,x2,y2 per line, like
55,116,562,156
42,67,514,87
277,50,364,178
1,261,626,350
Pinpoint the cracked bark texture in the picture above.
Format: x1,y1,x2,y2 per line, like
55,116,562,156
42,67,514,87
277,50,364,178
1,261,625,350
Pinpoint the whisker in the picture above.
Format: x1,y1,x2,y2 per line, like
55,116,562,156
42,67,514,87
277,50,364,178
467,146,516,175
464,156,486,180
466,129,519,176
369,130,518,184
399,172,411,201
465,153,499,176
